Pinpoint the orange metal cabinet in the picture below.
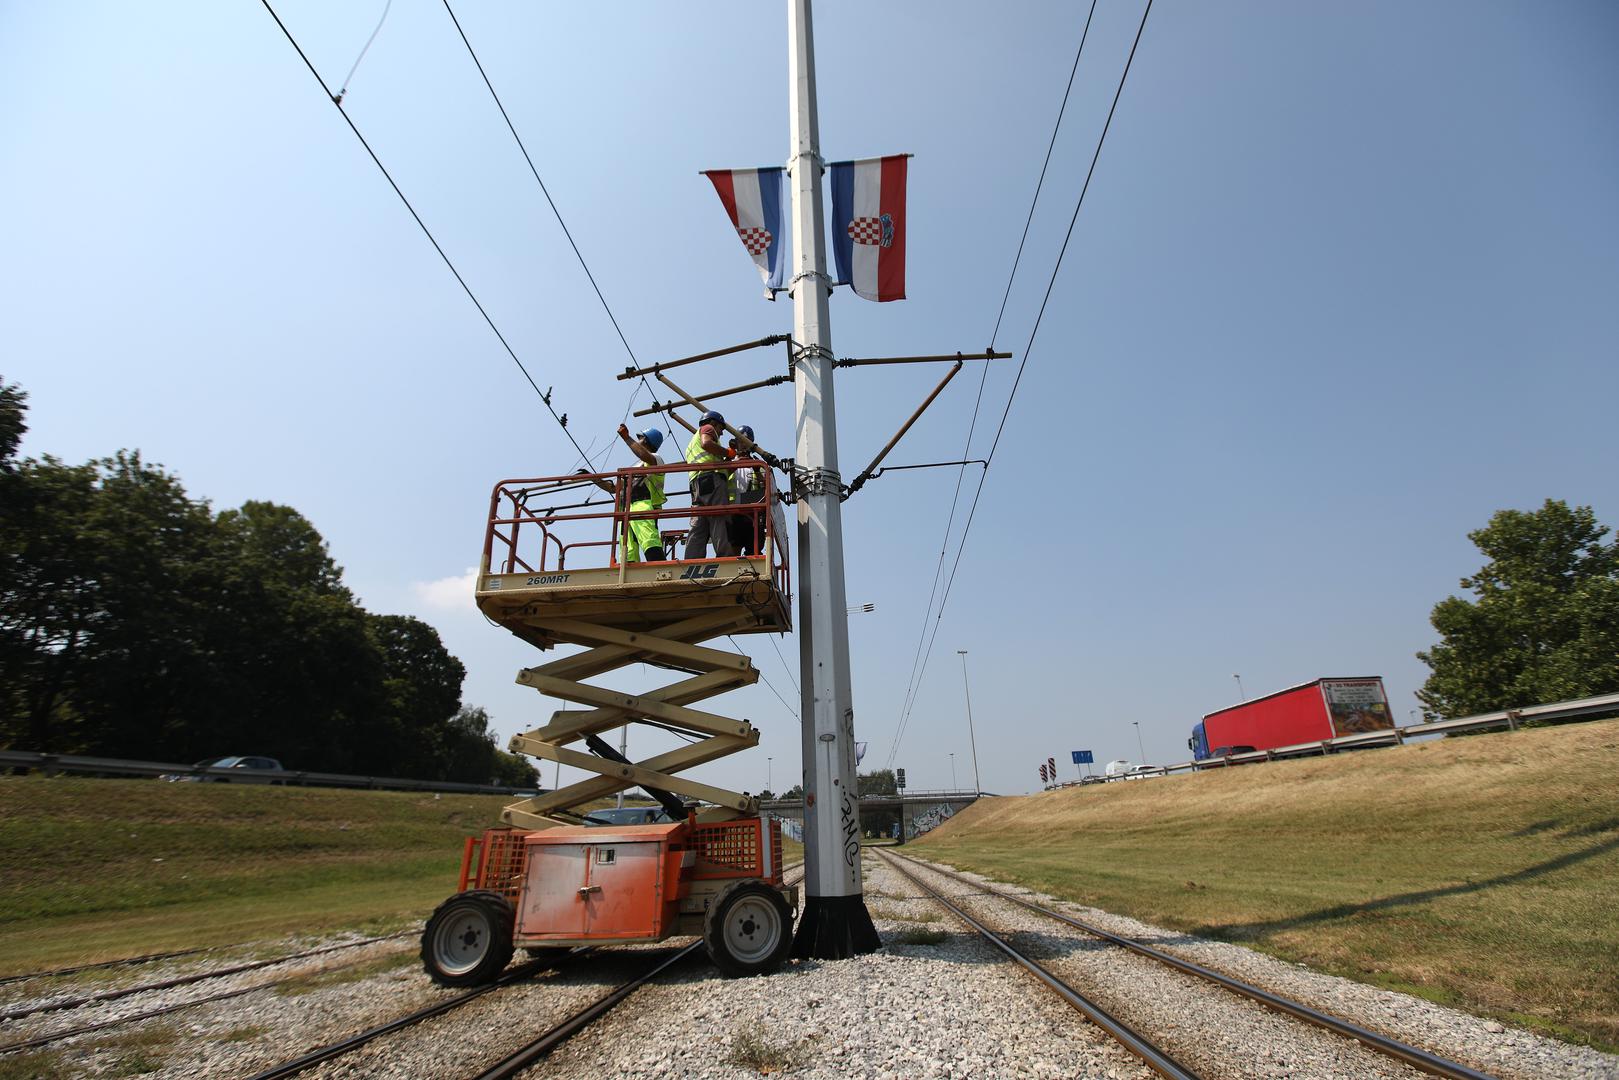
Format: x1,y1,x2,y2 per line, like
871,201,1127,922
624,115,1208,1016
514,822,686,945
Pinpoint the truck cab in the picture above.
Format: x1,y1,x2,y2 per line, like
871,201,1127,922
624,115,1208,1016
1187,722,1209,761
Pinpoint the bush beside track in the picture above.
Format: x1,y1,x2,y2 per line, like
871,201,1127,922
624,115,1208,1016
914,718,1619,1050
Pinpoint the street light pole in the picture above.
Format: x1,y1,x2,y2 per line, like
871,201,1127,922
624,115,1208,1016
1233,673,1246,701
956,650,982,795
1131,720,1147,765
949,752,958,790
767,756,773,794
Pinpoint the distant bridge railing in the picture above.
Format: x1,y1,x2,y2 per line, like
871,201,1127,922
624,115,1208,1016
0,750,545,797
760,789,985,812
1059,689,1619,786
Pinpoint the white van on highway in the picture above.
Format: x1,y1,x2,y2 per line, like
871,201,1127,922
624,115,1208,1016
1104,759,1133,778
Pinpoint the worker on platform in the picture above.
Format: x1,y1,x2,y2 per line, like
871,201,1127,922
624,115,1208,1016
683,410,736,559
729,425,768,557
603,424,667,563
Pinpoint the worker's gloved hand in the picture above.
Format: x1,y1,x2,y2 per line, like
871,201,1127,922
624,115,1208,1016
617,423,630,438
725,447,738,460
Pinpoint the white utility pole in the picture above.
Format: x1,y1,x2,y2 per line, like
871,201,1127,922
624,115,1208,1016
957,650,982,795
786,0,878,958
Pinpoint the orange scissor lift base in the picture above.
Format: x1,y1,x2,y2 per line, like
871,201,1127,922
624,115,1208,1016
417,460,798,985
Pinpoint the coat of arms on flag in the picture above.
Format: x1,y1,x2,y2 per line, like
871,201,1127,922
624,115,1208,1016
830,154,908,302
703,167,787,298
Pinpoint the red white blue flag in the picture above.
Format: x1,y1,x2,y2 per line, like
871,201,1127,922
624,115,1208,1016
830,154,907,302
704,167,787,298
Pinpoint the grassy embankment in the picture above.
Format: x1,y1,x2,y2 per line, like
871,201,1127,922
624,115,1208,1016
916,719,1619,1050
0,778,804,978
0,778,515,975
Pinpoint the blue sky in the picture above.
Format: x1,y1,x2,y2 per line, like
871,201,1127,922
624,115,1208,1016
3,1,1615,795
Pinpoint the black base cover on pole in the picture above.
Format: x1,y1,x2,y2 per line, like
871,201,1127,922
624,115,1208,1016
791,894,881,959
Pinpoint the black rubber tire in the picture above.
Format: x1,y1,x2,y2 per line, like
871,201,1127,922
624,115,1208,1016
704,880,794,978
420,890,515,987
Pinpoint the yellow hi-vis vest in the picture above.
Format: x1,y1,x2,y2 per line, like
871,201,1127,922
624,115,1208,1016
685,428,732,499
627,464,664,508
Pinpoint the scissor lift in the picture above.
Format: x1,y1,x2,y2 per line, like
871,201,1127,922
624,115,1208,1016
421,457,799,983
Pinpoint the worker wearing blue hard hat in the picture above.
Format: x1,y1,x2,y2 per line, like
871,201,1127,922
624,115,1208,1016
683,410,736,559
728,424,768,556
612,423,667,563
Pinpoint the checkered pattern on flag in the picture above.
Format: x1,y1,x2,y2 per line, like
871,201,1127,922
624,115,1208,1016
703,167,787,297
830,155,908,302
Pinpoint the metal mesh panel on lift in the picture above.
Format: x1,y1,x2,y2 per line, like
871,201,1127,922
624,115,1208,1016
691,818,764,879
476,828,530,901
767,817,783,880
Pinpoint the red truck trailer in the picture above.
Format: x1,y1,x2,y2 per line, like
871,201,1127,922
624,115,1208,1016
1188,677,1394,760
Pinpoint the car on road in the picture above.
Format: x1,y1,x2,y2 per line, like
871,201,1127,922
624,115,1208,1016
1122,765,1163,781
1196,745,1259,768
162,755,286,782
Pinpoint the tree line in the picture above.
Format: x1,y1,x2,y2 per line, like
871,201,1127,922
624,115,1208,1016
0,379,535,786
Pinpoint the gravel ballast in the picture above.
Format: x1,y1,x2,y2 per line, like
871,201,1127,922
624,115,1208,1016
1,854,1613,1078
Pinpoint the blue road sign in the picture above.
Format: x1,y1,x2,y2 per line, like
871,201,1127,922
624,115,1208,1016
1072,750,1094,765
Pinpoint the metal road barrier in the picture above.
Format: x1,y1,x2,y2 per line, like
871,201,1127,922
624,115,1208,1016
1065,690,1619,784
0,750,545,797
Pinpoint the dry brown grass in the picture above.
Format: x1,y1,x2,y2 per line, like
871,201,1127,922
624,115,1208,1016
917,719,1619,1049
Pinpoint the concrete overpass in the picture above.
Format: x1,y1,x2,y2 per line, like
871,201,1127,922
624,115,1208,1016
760,789,988,841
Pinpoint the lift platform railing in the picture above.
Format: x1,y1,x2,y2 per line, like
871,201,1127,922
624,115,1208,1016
481,459,788,593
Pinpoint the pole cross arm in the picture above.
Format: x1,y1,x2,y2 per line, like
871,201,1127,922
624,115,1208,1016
834,349,1012,368
845,359,965,498
617,335,789,381
632,373,794,418
655,371,785,471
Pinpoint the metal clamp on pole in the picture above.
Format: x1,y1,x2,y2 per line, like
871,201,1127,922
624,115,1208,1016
792,465,842,501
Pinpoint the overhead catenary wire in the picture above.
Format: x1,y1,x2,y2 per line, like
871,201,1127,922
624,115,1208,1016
257,0,591,465
439,0,674,463
889,0,1154,767
890,0,1102,766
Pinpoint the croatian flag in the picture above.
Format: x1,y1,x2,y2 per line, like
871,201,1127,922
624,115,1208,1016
830,155,907,302
704,167,787,297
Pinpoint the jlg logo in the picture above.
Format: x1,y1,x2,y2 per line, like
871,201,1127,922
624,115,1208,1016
679,564,719,581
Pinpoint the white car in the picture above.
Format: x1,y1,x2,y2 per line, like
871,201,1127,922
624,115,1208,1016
1123,765,1162,781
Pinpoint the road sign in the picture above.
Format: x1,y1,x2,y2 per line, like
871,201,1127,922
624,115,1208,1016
1071,750,1093,765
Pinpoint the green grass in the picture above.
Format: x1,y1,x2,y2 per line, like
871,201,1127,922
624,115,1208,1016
726,1030,810,1074
272,949,418,996
916,719,1619,1051
0,1051,70,1080
892,926,949,946
0,777,516,975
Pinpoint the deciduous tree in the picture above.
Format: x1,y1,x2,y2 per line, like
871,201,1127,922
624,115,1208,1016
1417,500,1619,717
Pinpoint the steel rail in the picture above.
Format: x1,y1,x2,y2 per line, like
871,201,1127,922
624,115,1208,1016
0,945,213,987
876,851,1198,1080
0,983,268,1057
469,942,704,1080
1,936,417,1057
244,953,571,1080
0,931,411,1022
885,851,1497,1080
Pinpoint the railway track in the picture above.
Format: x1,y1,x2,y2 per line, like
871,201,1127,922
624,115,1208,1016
0,945,215,988
876,849,1497,1080
0,931,412,1024
245,863,806,1079
0,934,417,1058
